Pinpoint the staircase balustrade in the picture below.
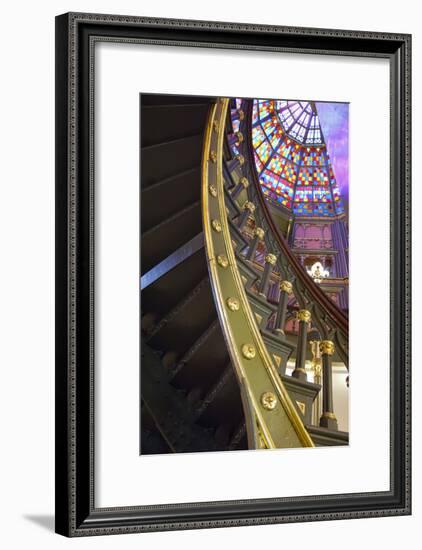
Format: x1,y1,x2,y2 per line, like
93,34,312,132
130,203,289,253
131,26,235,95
222,98,349,441
202,98,315,449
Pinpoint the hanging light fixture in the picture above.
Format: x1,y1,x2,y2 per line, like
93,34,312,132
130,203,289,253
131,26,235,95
307,261,329,283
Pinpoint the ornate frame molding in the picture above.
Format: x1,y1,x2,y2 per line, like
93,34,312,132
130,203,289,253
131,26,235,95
55,12,411,536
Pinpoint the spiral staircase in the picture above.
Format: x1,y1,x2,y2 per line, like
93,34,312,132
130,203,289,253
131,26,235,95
140,94,349,454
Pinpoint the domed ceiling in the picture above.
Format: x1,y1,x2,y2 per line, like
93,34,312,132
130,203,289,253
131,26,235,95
250,99,345,217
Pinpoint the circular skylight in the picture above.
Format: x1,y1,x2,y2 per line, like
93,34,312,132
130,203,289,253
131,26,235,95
276,101,323,145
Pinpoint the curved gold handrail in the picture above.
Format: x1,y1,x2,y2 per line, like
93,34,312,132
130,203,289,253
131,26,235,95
202,98,314,449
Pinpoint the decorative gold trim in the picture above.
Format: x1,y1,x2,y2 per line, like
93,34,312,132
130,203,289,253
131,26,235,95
257,423,267,449
208,184,217,197
254,227,265,240
239,176,249,189
294,367,307,374
236,154,245,165
261,392,278,411
265,253,277,266
254,312,263,326
213,120,219,133
235,131,244,143
297,309,312,323
201,98,314,449
237,109,245,120
210,150,217,163
280,280,293,294
320,340,335,355
242,344,256,360
321,411,337,420
243,200,255,213
217,254,229,268
296,401,306,415
272,354,282,368
211,219,222,233
226,297,240,312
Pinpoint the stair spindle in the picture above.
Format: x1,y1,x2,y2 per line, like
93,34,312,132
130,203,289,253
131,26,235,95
308,333,323,425
245,226,264,261
237,200,255,231
273,280,293,336
291,309,311,381
228,131,244,149
231,176,249,200
231,108,244,124
234,153,245,168
319,340,339,430
257,253,277,297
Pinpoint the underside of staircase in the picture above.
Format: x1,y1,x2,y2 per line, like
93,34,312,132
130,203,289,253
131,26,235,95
141,95,247,454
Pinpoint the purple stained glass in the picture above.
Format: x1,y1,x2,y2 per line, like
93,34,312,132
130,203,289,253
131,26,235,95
246,98,348,218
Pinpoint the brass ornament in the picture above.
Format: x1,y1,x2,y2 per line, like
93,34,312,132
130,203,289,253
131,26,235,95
239,176,249,189
243,200,255,213
279,280,293,294
320,340,335,356
241,343,256,360
238,109,245,120
258,434,267,449
208,184,217,197
261,392,278,411
265,253,277,266
211,219,222,233
321,411,337,420
210,150,217,163
217,254,229,269
236,154,245,165
257,424,268,449
226,297,240,312
297,309,312,323
235,131,244,143
254,227,265,240
314,363,322,377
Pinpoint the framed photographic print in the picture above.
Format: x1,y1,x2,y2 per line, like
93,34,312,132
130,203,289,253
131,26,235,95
55,12,411,537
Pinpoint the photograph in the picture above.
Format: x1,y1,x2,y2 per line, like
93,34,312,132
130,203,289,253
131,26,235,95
53,10,411,537
140,95,349,454
0,0,416,547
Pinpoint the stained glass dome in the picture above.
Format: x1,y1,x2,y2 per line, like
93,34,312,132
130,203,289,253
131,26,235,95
248,99,344,217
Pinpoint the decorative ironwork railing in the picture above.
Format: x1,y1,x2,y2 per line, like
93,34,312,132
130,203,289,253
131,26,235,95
230,99,349,369
224,98,349,437
202,98,314,449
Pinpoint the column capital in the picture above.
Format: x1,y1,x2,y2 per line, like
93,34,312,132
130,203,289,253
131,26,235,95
243,200,255,213
254,226,265,240
265,253,277,265
297,309,312,323
239,176,249,189
320,340,335,355
279,280,293,294
321,411,337,420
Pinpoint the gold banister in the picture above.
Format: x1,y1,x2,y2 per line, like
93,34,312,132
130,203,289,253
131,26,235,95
202,98,314,449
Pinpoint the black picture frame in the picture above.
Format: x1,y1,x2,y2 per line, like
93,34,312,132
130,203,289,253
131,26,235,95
55,12,411,537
